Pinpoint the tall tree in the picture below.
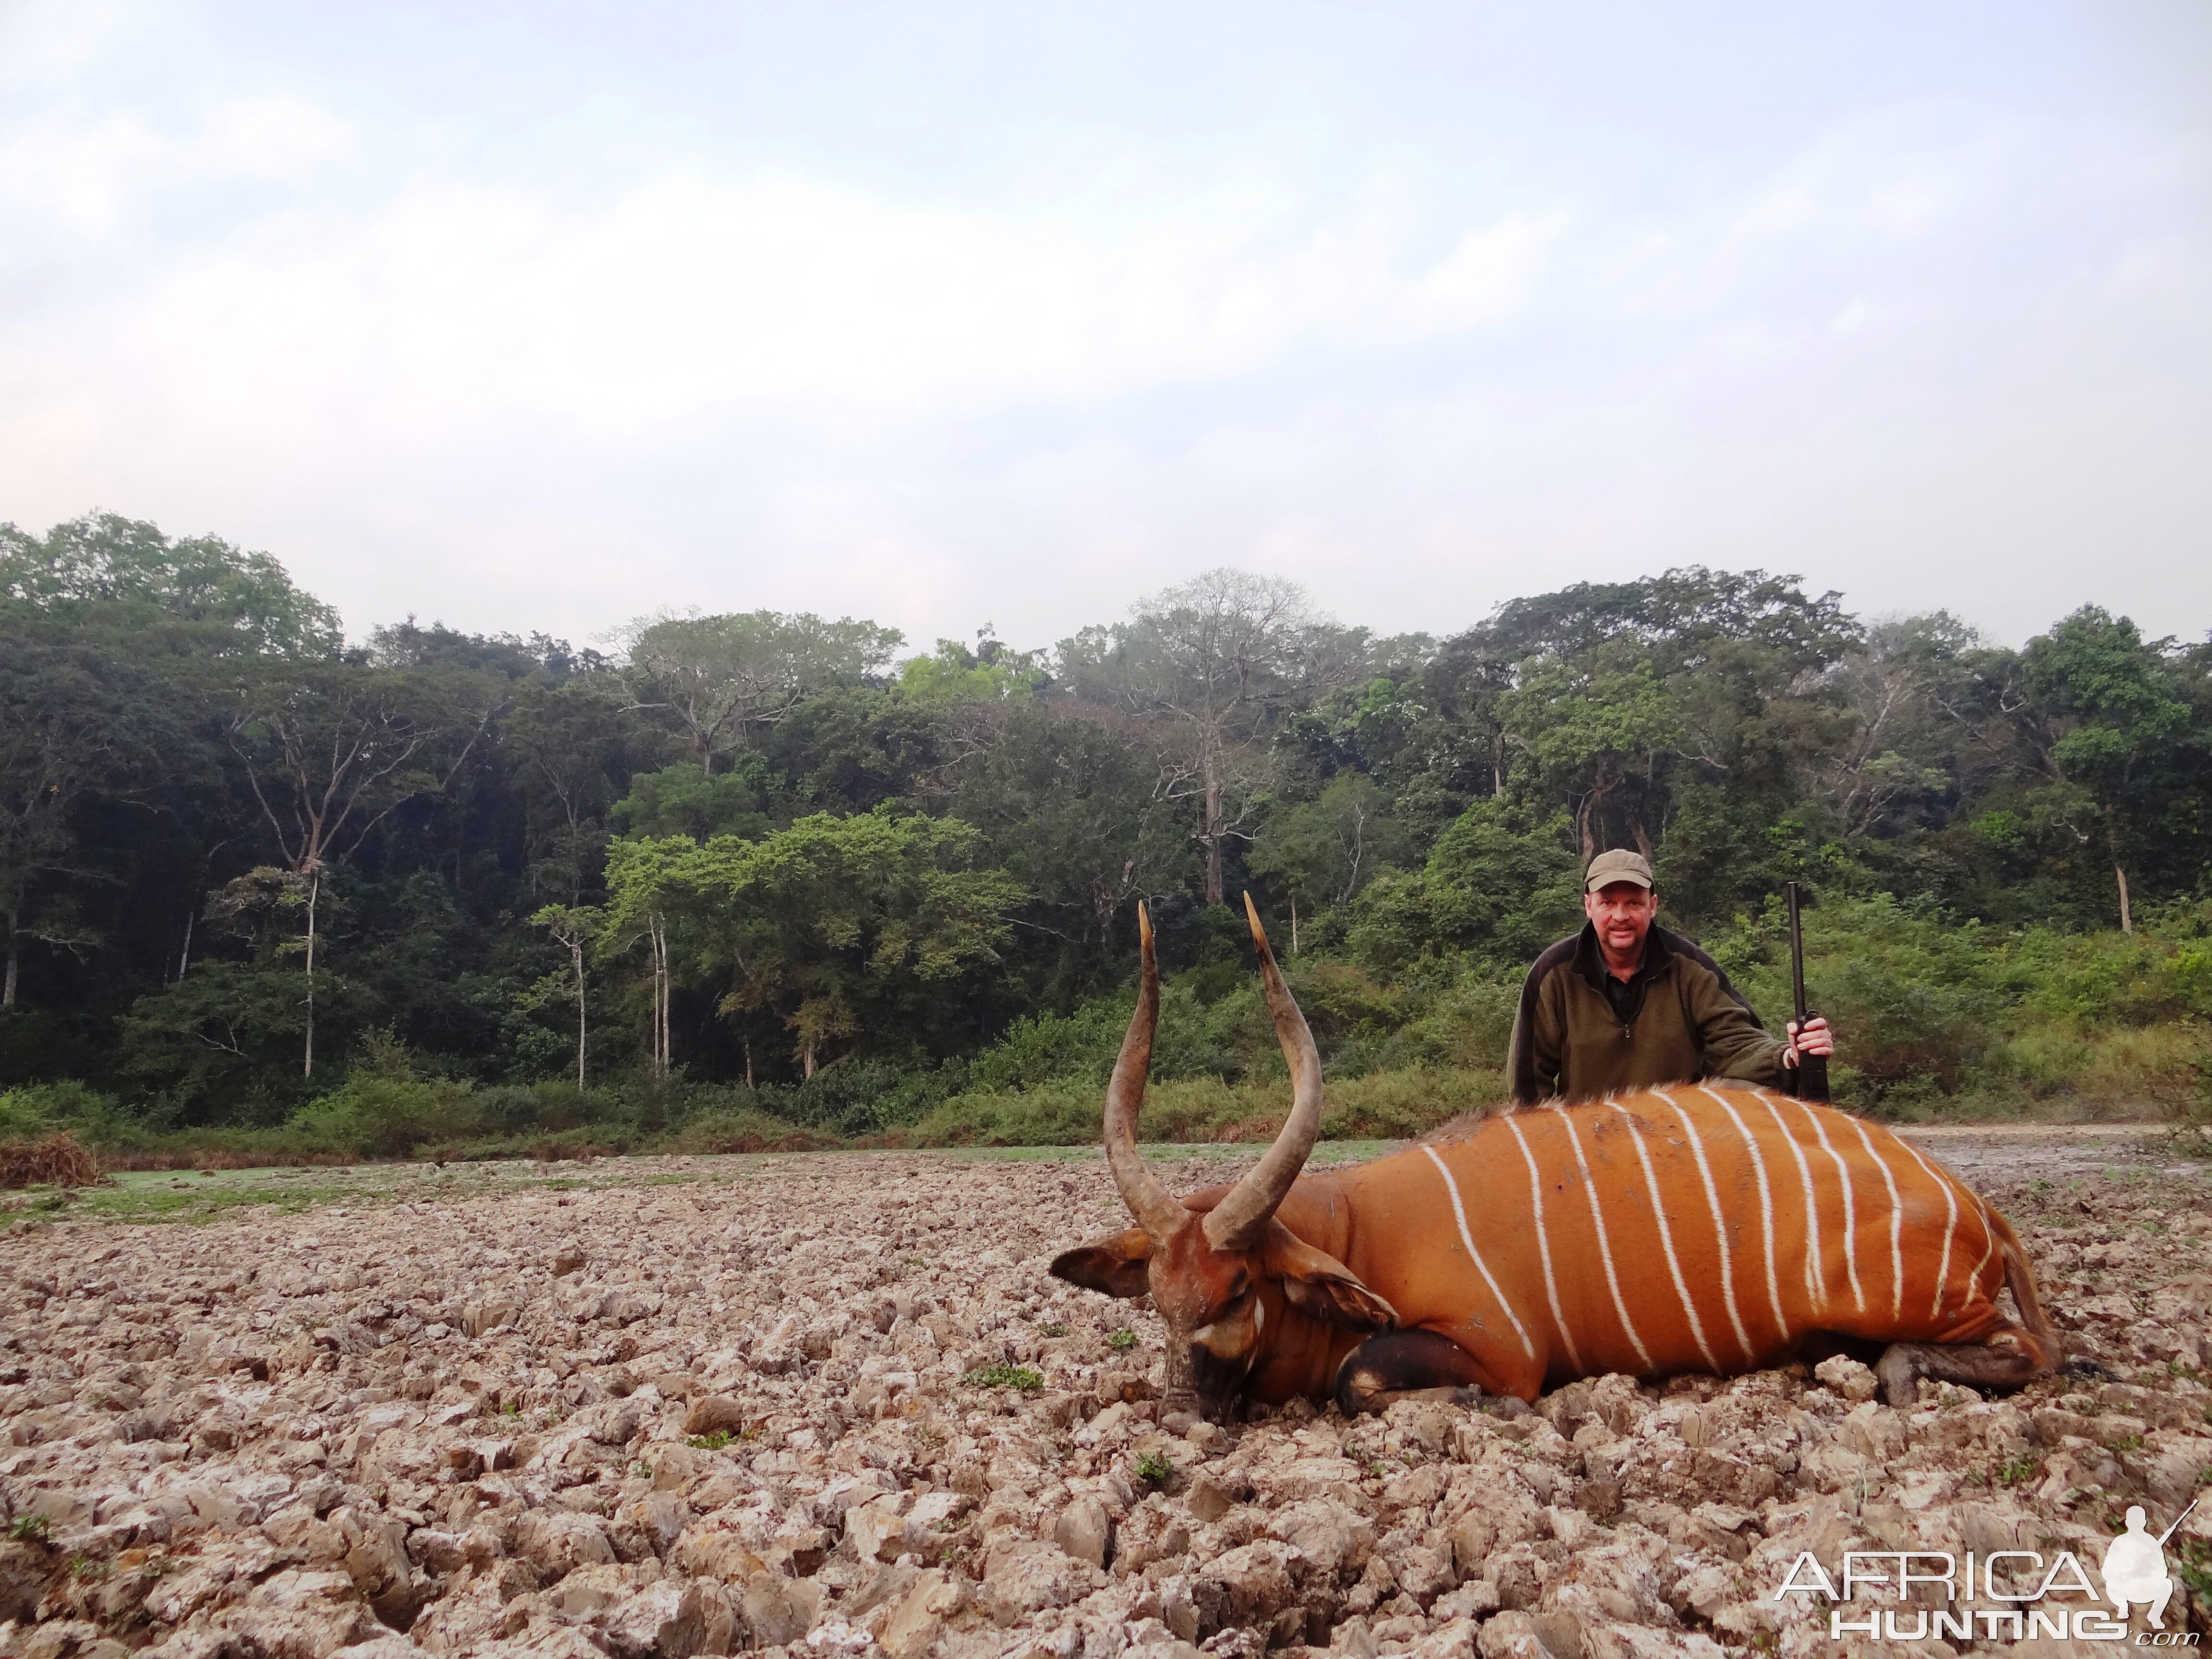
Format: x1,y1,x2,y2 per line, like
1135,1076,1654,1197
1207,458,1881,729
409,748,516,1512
2020,607,2199,931
505,677,638,903
622,610,902,774
223,664,500,1075
0,635,174,1004
531,904,600,1087
0,513,342,660
602,810,1021,1080
1067,569,1336,905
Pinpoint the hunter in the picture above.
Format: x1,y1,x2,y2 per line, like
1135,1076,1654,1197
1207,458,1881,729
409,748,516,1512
1508,849,1837,1105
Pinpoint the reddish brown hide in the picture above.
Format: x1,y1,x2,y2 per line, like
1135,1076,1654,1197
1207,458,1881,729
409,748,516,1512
1050,900,2060,1421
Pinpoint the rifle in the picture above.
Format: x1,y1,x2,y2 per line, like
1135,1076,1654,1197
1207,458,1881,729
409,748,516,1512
1785,881,1829,1102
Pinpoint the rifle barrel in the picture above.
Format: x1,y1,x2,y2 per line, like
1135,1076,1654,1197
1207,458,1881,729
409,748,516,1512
1786,882,1807,1023
1784,880,1829,1102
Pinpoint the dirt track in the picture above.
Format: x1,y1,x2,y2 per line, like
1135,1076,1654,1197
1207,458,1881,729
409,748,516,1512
1,1126,2208,1658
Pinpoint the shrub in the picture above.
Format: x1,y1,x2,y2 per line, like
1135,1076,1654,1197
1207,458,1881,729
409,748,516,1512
287,1057,475,1158
0,1131,102,1190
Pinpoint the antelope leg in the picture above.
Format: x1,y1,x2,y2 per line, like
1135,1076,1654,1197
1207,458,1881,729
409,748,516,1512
1874,1328,2050,1407
1334,1330,1490,1416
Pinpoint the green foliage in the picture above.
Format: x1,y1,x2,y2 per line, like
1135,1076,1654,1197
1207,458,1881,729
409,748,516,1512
0,504,2206,1141
625,609,903,773
1346,800,1581,972
963,1364,1044,1391
602,808,1022,1076
1250,772,1406,910
7,1513,52,1545
0,512,342,659
610,764,770,842
285,1035,473,1157
1132,1450,1174,1485
1106,1328,1136,1351
898,637,1046,707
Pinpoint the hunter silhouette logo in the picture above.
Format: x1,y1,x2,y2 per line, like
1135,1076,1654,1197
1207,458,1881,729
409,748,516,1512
2103,1500,2195,1632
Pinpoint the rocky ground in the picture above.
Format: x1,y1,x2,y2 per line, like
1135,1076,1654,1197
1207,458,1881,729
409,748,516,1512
0,1130,2207,1659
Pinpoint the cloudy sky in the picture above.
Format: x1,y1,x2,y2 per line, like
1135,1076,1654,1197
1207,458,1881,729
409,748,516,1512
3,1,2208,654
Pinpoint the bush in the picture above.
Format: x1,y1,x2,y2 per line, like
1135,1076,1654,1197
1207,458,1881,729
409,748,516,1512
0,1130,102,1189
289,1073,473,1158
898,1064,1505,1148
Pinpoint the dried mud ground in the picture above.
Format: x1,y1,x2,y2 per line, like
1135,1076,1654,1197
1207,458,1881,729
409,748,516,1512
1,1129,2207,1659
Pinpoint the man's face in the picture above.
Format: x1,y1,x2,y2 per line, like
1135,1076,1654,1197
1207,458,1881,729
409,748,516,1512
1584,881,1659,961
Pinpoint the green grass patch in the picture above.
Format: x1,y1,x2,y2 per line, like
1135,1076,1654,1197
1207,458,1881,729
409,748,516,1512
964,1364,1044,1392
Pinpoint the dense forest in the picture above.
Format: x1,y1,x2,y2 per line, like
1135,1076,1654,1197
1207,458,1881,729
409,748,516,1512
3,512,2209,1160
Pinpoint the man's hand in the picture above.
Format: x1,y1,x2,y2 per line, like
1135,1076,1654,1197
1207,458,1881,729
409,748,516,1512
1782,1016,1834,1068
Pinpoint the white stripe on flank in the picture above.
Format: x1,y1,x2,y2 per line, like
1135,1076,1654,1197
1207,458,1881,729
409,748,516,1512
1891,1135,1963,1321
1849,1118,1907,1321
1550,1104,1653,1371
1504,1114,1584,1374
1755,1093,1826,1311
1701,1086,1789,1343
1655,1090,1755,1363
1966,1198,1999,1305
1422,1144,1536,1360
1796,1101,1865,1312
1608,1101,1719,1372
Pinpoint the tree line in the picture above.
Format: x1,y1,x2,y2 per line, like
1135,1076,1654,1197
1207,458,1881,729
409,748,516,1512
3,512,2208,1130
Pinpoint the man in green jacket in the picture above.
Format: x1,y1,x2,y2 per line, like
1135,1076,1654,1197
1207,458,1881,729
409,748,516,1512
1508,849,1837,1105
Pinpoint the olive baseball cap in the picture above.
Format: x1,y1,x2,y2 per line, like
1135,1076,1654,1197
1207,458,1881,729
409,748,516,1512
1585,849,1655,892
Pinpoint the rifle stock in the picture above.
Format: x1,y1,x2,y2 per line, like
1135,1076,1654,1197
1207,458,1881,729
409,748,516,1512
1785,881,1829,1102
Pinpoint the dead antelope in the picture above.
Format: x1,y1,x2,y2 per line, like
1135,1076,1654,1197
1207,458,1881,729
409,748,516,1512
1051,899,2060,1422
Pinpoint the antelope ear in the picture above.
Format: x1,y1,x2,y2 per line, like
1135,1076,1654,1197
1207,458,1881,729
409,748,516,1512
1261,1221,1397,1333
1050,1228,1154,1298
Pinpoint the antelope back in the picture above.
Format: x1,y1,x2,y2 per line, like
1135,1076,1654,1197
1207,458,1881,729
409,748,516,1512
1362,1085,2021,1394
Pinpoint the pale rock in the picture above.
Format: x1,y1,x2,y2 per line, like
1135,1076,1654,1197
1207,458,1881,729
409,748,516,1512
1331,1614,1380,1657
206,1567,382,1658
847,1492,913,1563
1404,1618,1482,1659
1393,1543,1457,1605
1448,1483,1542,1578
877,1567,967,1659
0,1541,52,1622
1666,1561,1739,1621
980,1539,1108,1624
1184,1474,1237,1525
1583,1626,1727,1659
683,1395,748,1438
1052,1494,1113,1568
547,1562,659,1620
738,1568,821,1646
894,1491,966,1563
1812,1355,1878,1403
1200,1539,1299,1626
264,1504,348,1566
1431,1580,1500,1622
515,1508,617,1578
1475,1610,1555,1659
597,1577,724,1659
618,1489,691,1553
1263,1499,1373,1581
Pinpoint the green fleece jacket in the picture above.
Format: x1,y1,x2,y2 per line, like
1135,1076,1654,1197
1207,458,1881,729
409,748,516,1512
1508,923,1792,1105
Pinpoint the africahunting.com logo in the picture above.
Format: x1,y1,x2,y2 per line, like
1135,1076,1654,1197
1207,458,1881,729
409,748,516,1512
1773,1500,2201,1644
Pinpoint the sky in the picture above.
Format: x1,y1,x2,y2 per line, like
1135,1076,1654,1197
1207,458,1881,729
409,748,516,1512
2,1,2208,656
